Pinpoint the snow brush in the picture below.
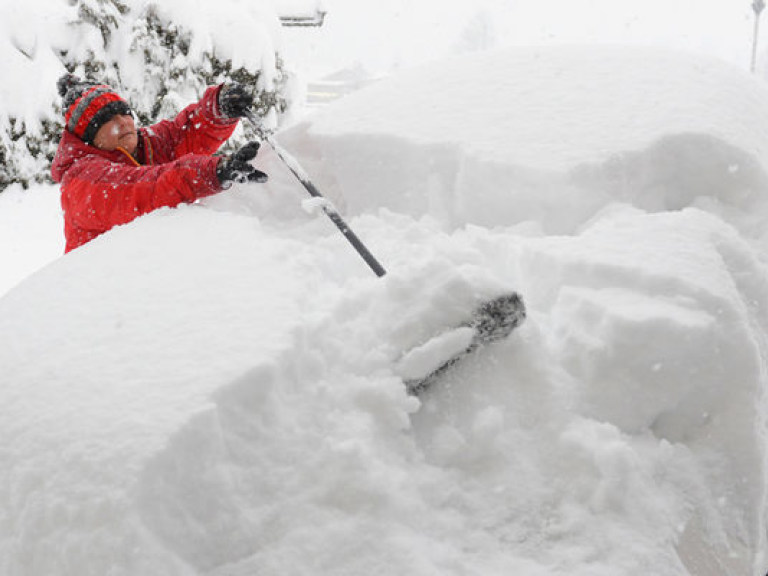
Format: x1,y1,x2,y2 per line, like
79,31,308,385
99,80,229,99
243,109,387,277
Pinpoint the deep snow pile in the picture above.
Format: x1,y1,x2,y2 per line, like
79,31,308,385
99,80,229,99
2,46,768,576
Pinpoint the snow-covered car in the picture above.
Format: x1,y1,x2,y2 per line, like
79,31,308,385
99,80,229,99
2,45,768,576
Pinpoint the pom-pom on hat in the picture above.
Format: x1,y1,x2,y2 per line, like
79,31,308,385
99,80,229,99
57,74,132,145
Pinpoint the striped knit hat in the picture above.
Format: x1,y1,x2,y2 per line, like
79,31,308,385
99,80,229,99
57,74,132,145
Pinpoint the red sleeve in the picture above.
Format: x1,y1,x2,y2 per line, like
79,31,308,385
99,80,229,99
144,85,238,161
61,153,222,234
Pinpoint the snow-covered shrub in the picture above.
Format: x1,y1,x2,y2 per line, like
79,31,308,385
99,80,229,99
0,0,291,191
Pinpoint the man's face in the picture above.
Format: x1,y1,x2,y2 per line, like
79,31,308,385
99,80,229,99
93,113,138,155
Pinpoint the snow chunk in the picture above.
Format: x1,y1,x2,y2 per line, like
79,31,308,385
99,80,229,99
301,196,334,214
395,326,475,381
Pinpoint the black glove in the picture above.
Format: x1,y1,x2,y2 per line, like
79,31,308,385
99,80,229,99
216,142,268,186
218,82,254,118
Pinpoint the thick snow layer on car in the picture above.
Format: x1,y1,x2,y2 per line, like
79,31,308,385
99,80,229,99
280,45,768,235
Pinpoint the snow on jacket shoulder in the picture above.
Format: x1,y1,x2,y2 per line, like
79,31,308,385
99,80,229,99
51,85,238,253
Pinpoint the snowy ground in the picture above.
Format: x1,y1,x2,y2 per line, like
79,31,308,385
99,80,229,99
2,44,768,575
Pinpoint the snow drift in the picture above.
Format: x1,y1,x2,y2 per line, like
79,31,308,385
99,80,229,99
1,46,768,575
281,45,768,236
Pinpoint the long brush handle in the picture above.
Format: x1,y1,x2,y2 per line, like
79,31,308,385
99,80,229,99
244,111,386,277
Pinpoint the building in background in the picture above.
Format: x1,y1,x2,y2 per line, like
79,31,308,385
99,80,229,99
277,0,327,26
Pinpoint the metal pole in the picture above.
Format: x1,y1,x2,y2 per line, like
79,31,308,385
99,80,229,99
243,110,387,277
752,0,765,73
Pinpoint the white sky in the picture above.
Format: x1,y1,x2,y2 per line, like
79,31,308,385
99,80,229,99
283,0,762,79
498,0,756,65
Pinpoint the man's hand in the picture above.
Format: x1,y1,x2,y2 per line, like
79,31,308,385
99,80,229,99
216,142,268,186
218,83,254,118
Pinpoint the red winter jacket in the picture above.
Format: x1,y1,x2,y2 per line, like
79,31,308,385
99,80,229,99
51,85,238,252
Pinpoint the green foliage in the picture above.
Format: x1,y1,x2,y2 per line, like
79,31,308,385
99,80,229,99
0,118,60,190
124,3,289,141
77,0,130,45
0,141,14,191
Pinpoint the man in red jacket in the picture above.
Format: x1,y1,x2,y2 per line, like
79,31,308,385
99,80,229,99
51,74,268,252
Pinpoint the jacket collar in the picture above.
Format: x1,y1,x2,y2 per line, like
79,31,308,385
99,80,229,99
51,129,145,182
